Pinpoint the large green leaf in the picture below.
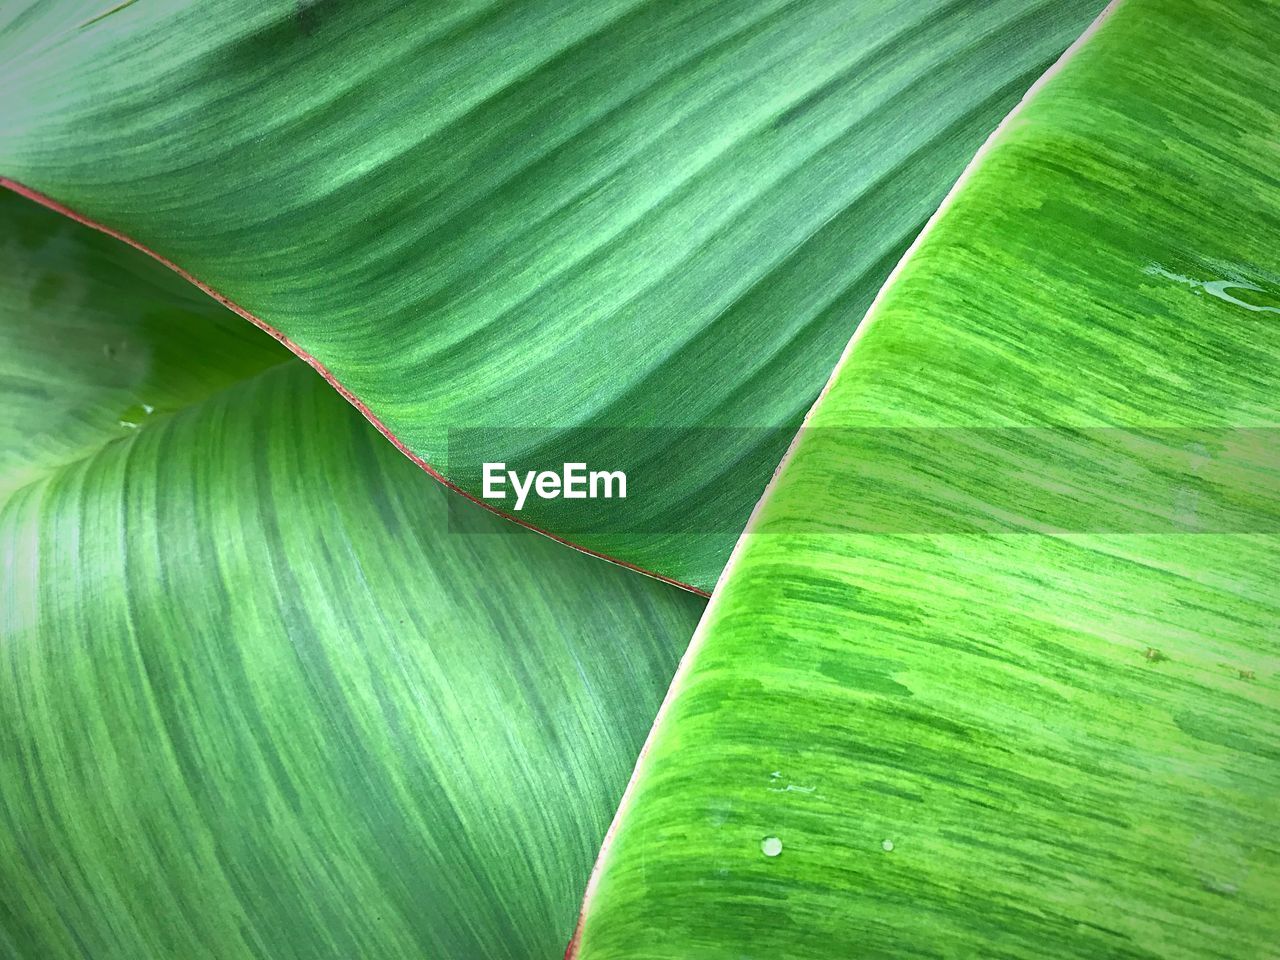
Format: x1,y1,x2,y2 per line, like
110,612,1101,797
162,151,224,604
574,0,1280,956
0,194,706,959
0,0,1105,590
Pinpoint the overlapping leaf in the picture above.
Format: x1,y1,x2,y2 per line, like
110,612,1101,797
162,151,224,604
0,0,1105,589
574,1,1280,955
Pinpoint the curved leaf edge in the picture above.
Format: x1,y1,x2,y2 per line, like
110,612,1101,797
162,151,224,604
0,174,710,598
562,0,1122,954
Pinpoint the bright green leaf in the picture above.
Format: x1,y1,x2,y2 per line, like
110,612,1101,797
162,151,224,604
0,0,1105,590
575,1,1280,956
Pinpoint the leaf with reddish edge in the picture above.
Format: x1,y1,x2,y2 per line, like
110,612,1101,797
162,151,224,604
0,0,1105,590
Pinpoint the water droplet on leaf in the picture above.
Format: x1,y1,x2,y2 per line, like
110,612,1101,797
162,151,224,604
1202,280,1280,314
117,402,155,429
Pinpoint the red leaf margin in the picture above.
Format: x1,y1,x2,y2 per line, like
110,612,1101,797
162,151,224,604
0,176,709,598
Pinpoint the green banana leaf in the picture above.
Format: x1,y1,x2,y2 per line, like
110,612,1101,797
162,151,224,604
574,0,1280,956
0,0,1105,590
0,192,706,959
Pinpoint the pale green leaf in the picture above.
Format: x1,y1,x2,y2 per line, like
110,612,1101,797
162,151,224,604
0,195,706,960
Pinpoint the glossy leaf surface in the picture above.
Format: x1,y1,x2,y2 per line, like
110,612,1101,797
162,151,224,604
0,0,1104,589
575,1,1280,956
